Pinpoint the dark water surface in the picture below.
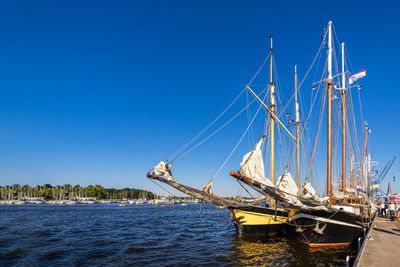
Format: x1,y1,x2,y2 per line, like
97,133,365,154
0,204,356,266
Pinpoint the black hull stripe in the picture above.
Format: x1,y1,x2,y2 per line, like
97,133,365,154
291,213,362,228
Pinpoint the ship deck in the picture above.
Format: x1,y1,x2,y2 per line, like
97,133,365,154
359,217,400,266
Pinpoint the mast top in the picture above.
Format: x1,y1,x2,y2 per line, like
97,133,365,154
270,35,273,51
328,21,333,80
341,42,346,91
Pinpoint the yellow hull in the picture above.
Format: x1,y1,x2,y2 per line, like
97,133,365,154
230,208,288,225
229,206,288,237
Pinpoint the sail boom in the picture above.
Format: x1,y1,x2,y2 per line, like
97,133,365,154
147,172,246,208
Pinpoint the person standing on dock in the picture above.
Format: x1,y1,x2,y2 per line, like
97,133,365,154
389,202,395,218
379,202,385,217
384,202,388,218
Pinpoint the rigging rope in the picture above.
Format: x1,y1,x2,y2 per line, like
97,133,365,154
209,88,269,181
171,86,269,163
167,53,271,163
306,56,329,185
298,29,327,90
169,88,246,162
237,180,256,199
149,179,178,198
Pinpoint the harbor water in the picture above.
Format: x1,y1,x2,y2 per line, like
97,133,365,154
0,203,356,266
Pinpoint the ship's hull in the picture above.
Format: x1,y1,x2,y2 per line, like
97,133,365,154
229,206,288,237
288,209,371,247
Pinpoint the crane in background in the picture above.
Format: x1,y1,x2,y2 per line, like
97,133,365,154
371,154,397,199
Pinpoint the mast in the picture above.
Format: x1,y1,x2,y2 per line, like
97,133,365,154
270,36,276,184
363,121,367,193
327,21,333,205
341,42,346,193
295,65,300,194
367,153,371,199
363,122,370,198
350,153,355,192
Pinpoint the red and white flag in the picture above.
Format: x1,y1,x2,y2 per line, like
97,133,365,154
349,69,366,84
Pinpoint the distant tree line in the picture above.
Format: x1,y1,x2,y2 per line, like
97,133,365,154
0,184,154,200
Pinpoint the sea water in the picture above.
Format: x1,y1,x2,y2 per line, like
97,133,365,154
0,204,356,266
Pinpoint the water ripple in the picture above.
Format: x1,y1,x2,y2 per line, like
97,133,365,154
0,204,355,266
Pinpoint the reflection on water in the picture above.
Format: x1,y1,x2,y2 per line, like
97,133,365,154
286,240,356,266
0,204,356,266
232,237,292,266
231,235,356,266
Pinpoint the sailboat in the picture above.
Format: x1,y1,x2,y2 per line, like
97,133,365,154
228,38,290,237
232,21,374,247
146,21,375,244
136,190,148,204
286,21,374,247
229,21,375,247
147,36,298,237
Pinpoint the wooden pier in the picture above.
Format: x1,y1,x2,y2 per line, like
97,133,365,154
358,217,400,266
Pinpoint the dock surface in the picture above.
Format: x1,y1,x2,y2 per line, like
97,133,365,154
359,217,400,266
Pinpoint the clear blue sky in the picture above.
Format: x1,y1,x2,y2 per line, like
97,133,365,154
0,1,399,196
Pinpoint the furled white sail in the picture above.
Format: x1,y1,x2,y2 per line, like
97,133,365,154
276,172,298,203
302,182,315,198
202,181,213,194
240,138,274,187
332,191,345,200
302,182,329,203
154,161,176,182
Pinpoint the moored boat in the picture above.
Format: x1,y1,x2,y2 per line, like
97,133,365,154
229,206,288,237
155,197,175,205
285,21,374,247
145,21,375,245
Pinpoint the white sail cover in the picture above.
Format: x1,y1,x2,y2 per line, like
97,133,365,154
240,138,274,187
302,182,329,203
154,161,176,182
332,191,345,199
302,182,315,198
276,172,298,203
202,181,213,194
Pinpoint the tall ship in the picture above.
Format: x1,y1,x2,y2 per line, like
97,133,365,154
230,21,375,247
285,21,375,247
146,21,375,244
146,34,293,237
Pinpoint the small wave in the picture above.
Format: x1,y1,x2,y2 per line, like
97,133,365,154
32,230,53,237
41,249,66,260
125,247,146,254
3,248,27,260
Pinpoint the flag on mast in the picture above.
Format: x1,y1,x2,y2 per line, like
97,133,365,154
365,123,371,134
349,69,366,84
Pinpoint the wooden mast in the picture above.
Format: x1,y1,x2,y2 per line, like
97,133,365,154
362,121,367,193
270,36,276,185
341,42,346,193
363,122,369,198
350,153,355,192
327,21,333,205
295,65,300,194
